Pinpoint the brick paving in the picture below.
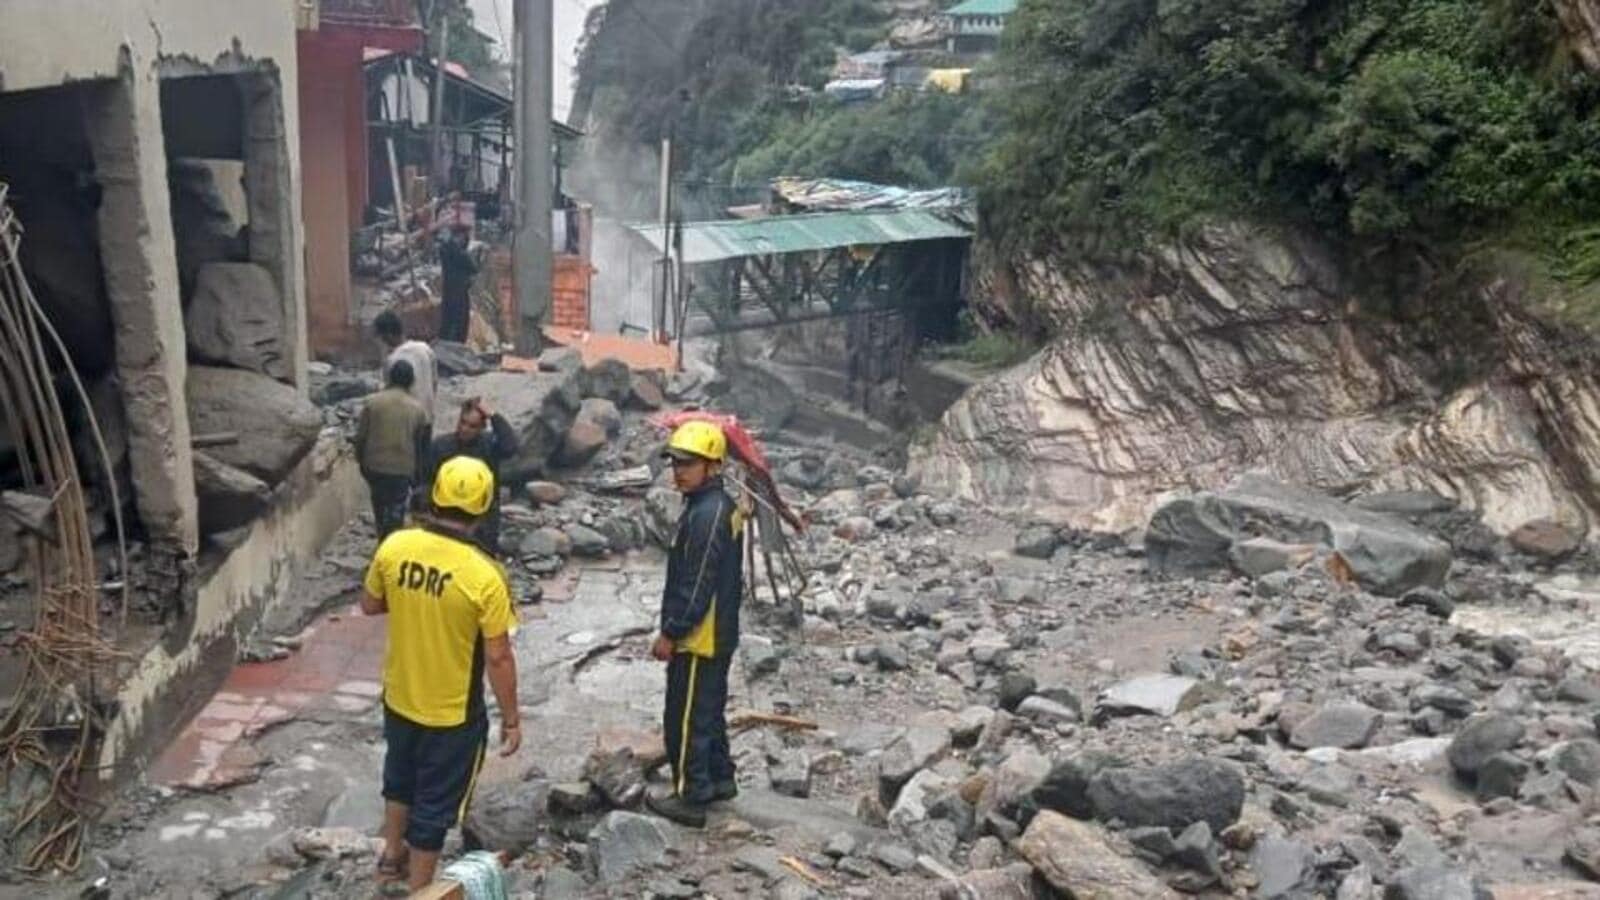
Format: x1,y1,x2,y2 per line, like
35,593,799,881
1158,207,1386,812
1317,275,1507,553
147,610,385,790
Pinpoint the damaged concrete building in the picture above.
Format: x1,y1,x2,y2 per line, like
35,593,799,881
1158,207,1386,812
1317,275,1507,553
0,1,364,794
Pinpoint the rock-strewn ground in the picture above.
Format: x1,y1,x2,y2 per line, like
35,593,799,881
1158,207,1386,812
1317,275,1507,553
23,360,1600,900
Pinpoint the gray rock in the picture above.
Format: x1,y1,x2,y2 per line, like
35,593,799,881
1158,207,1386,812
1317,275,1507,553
644,487,678,548
627,374,665,411
878,727,952,804
541,865,587,900
1509,518,1584,560
1095,674,1207,721
968,835,1005,870
733,845,790,885
836,856,875,879
1398,587,1455,619
1018,696,1080,726
1014,524,1062,559
768,749,812,799
1447,714,1525,778
1085,756,1245,831
1146,475,1452,596
998,672,1038,712
520,526,571,559
463,778,551,853
185,262,288,379
1251,836,1316,899
1411,683,1474,718
1228,536,1315,577
1173,820,1221,878
581,357,634,405
1289,702,1382,750
888,769,953,830
583,746,645,809
538,346,583,375
187,365,321,484
824,832,857,859
876,641,911,672
1015,811,1177,898
952,706,996,747
1352,491,1457,516
975,748,1050,822
743,637,781,680
1023,751,1122,821
1474,752,1528,801
586,811,681,881
1127,825,1177,862
1385,865,1493,900
547,782,600,815
871,842,917,873
193,450,270,534
1336,864,1379,900
577,397,622,438
432,340,489,376
1558,675,1600,704
557,420,608,467
941,865,1036,900
565,524,610,558
1550,738,1600,786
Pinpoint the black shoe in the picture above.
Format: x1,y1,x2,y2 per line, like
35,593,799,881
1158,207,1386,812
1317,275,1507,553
645,792,708,828
711,780,739,802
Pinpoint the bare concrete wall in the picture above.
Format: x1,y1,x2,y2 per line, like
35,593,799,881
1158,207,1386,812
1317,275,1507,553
97,438,366,778
0,0,310,393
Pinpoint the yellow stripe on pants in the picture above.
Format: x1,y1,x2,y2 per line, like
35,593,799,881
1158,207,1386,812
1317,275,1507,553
456,734,488,822
675,655,700,798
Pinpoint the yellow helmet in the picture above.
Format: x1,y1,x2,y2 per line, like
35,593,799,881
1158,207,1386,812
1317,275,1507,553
432,455,495,516
663,420,726,463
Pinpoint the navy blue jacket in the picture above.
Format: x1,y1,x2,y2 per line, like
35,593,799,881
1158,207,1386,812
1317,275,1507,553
660,481,743,657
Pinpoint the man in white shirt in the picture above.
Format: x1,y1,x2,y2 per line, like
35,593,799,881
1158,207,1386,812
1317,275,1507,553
375,311,438,424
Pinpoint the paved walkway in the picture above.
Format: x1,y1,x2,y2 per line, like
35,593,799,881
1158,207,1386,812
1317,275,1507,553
147,611,385,790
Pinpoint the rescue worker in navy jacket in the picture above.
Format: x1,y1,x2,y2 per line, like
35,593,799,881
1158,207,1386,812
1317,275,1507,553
645,420,744,828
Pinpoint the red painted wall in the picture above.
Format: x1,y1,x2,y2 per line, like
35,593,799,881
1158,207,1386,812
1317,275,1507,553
296,23,422,358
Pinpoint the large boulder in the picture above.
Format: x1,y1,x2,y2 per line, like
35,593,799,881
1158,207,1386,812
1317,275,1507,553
1016,811,1178,899
185,262,288,380
1146,475,1451,596
1447,714,1525,779
557,420,608,467
193,450,271,534
186,366,321,485
578,397,623,439
455,369,585,480
582,357,634,405
1085,757,1245,831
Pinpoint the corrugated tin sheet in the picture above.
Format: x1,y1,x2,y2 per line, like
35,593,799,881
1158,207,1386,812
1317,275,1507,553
945,0,1018,15
771,177,972,212
629,209,973,265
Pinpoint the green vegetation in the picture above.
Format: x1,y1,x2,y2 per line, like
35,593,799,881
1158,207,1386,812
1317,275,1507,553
573,0,997,192
418,0,506,89
979,0,1600,263
931,311,1044,368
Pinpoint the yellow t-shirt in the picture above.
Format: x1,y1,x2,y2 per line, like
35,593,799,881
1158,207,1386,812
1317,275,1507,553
363,527,517,727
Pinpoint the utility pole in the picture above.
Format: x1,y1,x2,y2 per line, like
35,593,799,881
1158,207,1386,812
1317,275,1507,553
514,0,553,354
655,136,673,344
430,3,451,187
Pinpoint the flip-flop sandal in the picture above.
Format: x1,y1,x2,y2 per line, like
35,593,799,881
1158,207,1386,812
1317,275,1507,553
375,854,407,884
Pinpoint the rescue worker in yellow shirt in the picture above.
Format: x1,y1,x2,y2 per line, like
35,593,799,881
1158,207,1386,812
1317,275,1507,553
645,421,744,828
360,456,520,891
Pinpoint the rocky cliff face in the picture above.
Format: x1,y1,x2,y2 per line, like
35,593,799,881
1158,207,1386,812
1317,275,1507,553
1557,0,1600,71
910,223,1600,538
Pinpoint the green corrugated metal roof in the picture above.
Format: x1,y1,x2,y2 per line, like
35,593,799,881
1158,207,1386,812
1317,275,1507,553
945,0,1018,16
629,209,972,265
